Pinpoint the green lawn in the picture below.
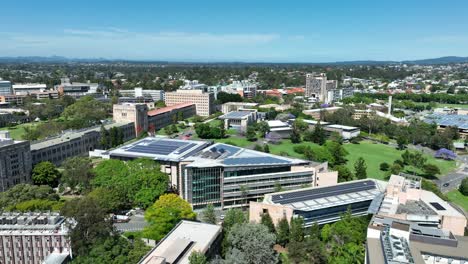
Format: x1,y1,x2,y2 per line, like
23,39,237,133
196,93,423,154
0,122,42,140
268,140,321,159
447,190,468,212
343,141,456,180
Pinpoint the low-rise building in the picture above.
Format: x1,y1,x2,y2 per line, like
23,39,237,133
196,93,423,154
303,106,342,120
250,179,385,226
0,131,32,191
324,124,360,140
267,120,292,138
164,90,214,117
31,122,135,166
12,83,47,95
219,111,257,133
0,212,71,264
119,88,165,102
139,220,222,264
221,102,258,114
424,113,468,140
0,94,26,105
54,78,100,98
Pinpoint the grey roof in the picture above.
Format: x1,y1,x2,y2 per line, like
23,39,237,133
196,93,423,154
109,137,209,162
424,114,468,130
219,111,252,120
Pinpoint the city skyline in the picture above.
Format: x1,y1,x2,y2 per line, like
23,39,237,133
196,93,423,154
2,0,468,62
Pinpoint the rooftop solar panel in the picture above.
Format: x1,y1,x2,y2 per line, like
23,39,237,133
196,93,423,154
223,156,290,166
429,202,446,211
175,143,196,154
271,180,376,205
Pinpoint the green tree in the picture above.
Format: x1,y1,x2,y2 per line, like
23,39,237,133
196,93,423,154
260,213,276,233
88,187,128,213
0,184,59,210
325,141,348,166
225,223,277,264
62,96,109,129
276,217,290,246
61,157,94,191
396,135,408,150
71,236,150,264
61,196,114,256
354,157,367,180
287,238,327,264
246,126,257,141
189,251,208,264
202,204,217,224
422,164,441,177
290,217,305,243
459,178,468,196
379,162,390,171
390,163,403,175
311,122,327,145
335,165,355,182
143,194,196,241
100,125,110,149
256,121,270,138
263,144,270,153
32,161,61,186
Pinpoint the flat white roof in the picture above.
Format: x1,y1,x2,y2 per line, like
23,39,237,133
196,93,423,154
326,124,359,130
267,120,290,128
139,221,221,264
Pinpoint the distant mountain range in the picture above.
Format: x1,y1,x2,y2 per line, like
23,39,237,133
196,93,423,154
0,55,467,65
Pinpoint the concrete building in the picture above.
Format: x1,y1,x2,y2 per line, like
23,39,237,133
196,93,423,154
108,137,210,190
326,87,354,103
139,221,222,264
31,122,135,166
113,103,149,136
179,80,208,91
147,103,196,133
113,103,196,136
250,179,385,227
366,216,468,264
221,102,258,114
0,94,26,105
54,78,99,98
0,80,13,96
305,73,327,102
267,120,292,138
303,106,342,120
12,83,47,95
105,138,337,209
164,90,214,117
119,88,165,102
424,114,468,140
324,124,360,140
377,175,467,236
0,212,71,264
30,91,59,100
0,131,32,192
182,143,337,209
221,80,257,99
218,111,257,133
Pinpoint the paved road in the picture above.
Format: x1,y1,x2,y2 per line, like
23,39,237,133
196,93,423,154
437,154,468,193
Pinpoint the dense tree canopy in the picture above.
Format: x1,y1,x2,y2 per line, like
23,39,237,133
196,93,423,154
0,184,59,210
143,194,196,241
32,161,61,186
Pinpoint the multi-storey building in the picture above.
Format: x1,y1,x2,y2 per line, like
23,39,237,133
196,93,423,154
221,102,259,114
305,73,327,101
0,212,71,264
54,78,100,98
113,104,149,136
0,131,32,192
119,88,165,102
31,122,135,166
12,83,48,95
112,103,196,136
0,95,26,105
147,103,196,133
105,138,338,209
164,89,214,117
0,80,13,96
221,81,257,99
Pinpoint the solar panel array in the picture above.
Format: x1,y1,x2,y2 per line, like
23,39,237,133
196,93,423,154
425,114,468,129
429,202,446,211
127,139,191,156
223,156,290,166
271,180,376,205
210,144,241,158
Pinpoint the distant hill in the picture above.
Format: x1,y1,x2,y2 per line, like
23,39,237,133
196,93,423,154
0,55,467,65
402,56,468,65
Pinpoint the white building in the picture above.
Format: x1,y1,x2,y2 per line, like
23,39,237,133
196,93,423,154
221,80,257,99
12,83,48,95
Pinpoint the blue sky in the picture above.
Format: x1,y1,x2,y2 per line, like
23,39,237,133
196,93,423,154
2,0,468,62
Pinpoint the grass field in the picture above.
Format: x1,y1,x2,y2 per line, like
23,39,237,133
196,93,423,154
0,122,42,140
447,190,468,212
343,141,456,180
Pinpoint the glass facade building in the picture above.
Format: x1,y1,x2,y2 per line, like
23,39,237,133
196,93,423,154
0,81,13,96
